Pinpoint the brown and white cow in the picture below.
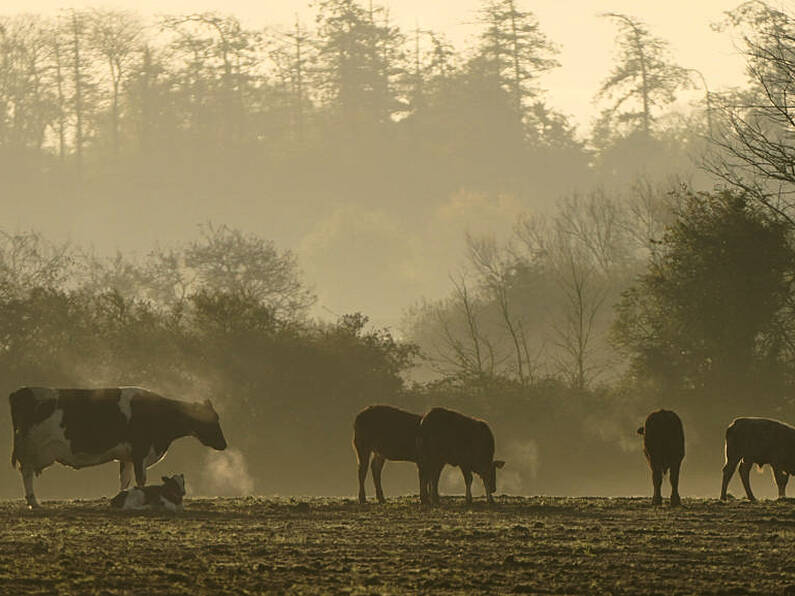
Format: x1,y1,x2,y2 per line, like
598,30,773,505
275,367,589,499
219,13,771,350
637,409,685,506
721,417,795,501
417,407,505,506
9,386,227,508
110,474,187,511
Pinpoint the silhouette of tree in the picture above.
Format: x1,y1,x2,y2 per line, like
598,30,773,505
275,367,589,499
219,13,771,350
707,2,795,225
88,9,143,156
596,13,690,140
474,0,559,118
613,189,795,405
314,0,405,134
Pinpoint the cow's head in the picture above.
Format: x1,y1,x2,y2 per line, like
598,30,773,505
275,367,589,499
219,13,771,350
481,459,506,494
162,474,186,497
194,400,227,450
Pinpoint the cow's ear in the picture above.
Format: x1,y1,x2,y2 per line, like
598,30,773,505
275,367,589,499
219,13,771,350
637,427,645,435
494,460,506,469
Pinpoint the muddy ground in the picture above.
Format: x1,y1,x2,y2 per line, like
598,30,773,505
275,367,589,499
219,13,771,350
0,496,793,594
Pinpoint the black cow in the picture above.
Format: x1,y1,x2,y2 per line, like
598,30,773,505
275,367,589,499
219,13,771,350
721,417,795,501
637,409,685,506
417,407,505,505
9,386,227,508
353,405,423,503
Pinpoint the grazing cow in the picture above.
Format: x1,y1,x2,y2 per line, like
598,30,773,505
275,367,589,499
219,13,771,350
637,409,685,506
111,474,186,511
353,405,423,503
720,417,795,501
9,386,227,508
417,407,505,505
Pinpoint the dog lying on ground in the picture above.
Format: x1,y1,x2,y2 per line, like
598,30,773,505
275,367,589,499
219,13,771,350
110,474,186,511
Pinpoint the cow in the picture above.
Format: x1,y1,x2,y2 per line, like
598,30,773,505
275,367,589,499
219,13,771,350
353,405,423,504
637,409,684,506
9,386,227,508
417,407,505,506
111,474,186,511
720,417,795,501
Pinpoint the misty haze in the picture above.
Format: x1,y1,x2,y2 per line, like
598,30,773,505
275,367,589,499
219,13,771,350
0,0,794,593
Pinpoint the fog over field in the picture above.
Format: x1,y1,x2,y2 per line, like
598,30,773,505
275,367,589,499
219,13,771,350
0,0,793,504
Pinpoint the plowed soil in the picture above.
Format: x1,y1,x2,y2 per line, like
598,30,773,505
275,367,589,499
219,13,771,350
1,496,794,594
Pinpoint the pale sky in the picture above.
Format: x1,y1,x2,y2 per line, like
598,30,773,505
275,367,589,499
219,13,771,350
1,0,762,133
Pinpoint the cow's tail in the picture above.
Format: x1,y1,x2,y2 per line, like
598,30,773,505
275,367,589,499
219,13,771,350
8,389,23,469
723,419,741,465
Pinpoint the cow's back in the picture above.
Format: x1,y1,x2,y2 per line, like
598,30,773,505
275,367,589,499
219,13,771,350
420,407,495,468
57,388,131,454
354,405,421,462
642,409,684,469
726,417,795,466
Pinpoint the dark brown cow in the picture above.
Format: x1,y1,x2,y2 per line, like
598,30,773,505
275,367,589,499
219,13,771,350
353,405,423,503
637,409,685,506
721,417,795,501
9,386,227,508
417,407,505,505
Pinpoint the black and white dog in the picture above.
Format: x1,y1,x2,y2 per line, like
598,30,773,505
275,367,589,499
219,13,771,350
110,474,186,511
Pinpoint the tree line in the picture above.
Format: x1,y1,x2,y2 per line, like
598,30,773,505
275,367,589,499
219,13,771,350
0,1,792,498
0,1,712,207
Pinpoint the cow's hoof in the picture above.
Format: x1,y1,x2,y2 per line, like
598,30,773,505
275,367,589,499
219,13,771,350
651,498,662,506
670,498,682,507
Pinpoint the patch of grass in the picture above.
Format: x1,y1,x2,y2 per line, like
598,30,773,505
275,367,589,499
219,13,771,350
0,497,793,593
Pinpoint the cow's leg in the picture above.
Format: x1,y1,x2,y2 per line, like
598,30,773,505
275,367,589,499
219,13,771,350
721,455,740,500
431,464,443,505
21,466,39,509
462,468,473,505
120,461,134,490
669,460,682,507
356,445,371,504
371,454,386,504
738,460,756,502
651,465,663,506
773,466,789,499
418,464,429,505
133,459,146,488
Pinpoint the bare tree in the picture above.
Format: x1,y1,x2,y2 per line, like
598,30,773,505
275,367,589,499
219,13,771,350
89,9,143,156
514,190,635,389
0,230,75,297
423,274,498,381
467,233,534,384
706,2,795,224
0,16,56,152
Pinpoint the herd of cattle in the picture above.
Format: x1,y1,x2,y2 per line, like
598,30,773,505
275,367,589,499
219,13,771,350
7,386,795,509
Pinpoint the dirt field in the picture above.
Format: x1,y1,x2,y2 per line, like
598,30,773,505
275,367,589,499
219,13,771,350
0,496,793,594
